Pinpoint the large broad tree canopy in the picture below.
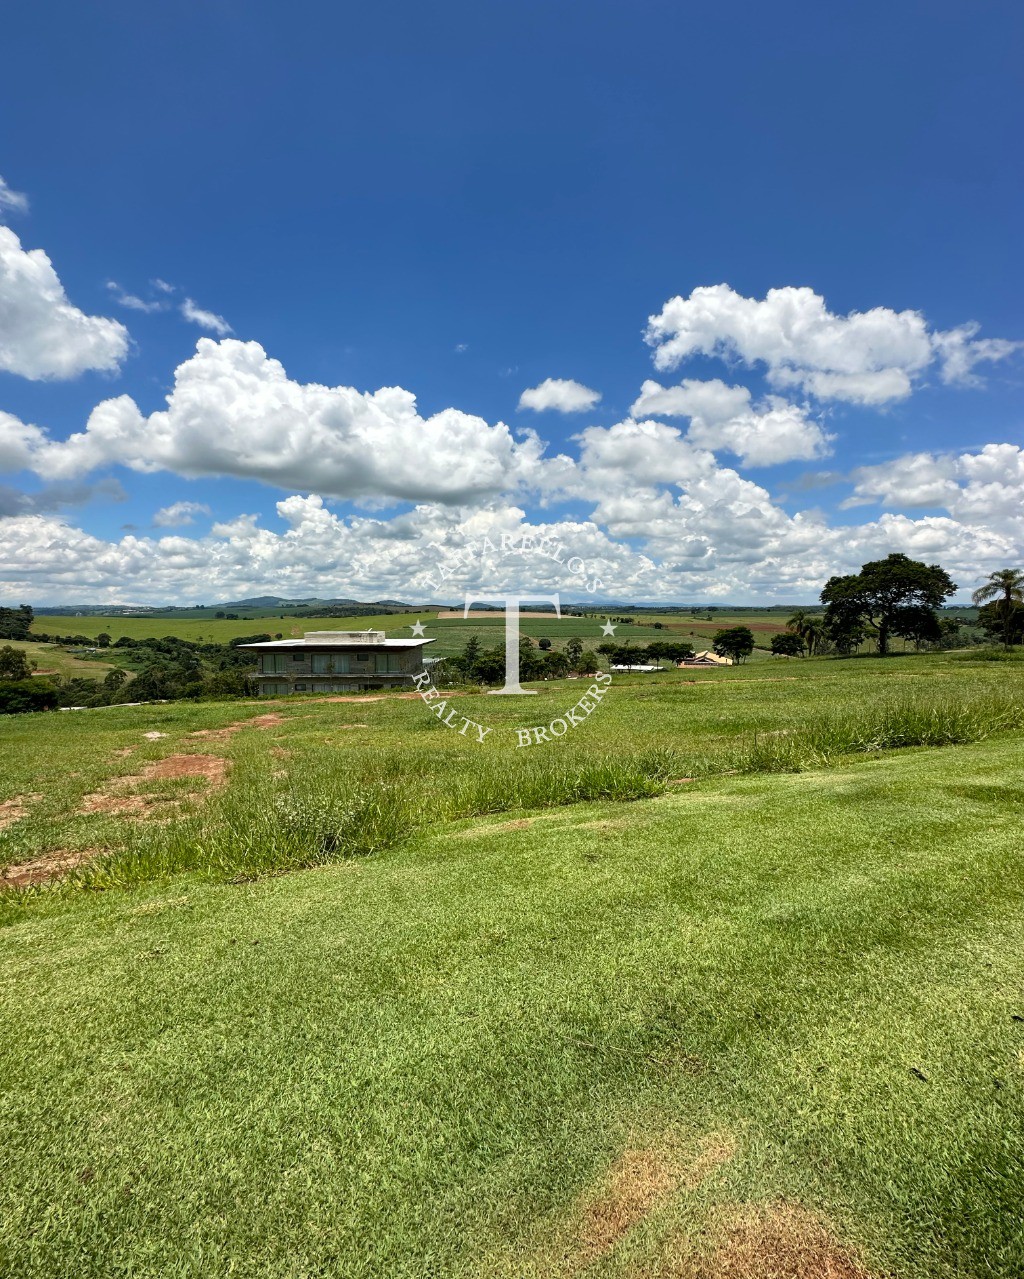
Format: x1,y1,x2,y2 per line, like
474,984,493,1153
820,553,957,655
712,626,755,662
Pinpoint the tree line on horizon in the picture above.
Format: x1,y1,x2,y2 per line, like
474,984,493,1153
1,556,1022,712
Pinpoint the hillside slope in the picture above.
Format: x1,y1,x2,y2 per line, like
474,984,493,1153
1,737,1022,1278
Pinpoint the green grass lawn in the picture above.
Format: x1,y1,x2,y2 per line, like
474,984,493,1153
1,655,1022,1276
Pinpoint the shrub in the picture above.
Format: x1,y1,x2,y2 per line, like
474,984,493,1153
0,605,33,641
0,678,59,715
770,632,805,657
0,645,34,680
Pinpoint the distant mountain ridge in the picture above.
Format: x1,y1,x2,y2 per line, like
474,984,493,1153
30,597,421,615
222,596,359,608
222,596,416,609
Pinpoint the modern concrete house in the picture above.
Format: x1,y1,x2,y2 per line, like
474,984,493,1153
241,630,434,696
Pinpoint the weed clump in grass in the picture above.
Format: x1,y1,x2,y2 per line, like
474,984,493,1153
734,689,1023,774
5,677,1022,894
952,646,1024,663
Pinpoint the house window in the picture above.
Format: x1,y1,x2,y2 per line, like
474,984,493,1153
295,683,307,691
312,653,349,674
292,653,304,661
262,654,286,674
356,651,370,662
261,681,289,695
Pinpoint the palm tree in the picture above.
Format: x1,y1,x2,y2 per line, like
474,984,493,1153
787,610,824,656
802,617,825,656
972,568,1024,648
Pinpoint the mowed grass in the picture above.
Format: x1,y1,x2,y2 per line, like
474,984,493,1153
1,655,1023,1276
1,739,1023,1277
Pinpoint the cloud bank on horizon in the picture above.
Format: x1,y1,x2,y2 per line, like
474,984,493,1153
0,179,1021,605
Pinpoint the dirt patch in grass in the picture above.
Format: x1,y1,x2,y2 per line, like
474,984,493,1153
568,1133,736,1270
2,847,102,888
80,754,229,817
188,712,286,741
148,754,228,782
574,1148,680,1267
79,793,154,817
679,1133,737,1189
684,1201,870,1279
0,794,41,830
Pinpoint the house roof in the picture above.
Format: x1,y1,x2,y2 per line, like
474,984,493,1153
239,633,434,651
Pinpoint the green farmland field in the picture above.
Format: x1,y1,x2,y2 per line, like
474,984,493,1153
2,652,1023,1277
0,638,120,681
31,610,430,644
30,607,965,657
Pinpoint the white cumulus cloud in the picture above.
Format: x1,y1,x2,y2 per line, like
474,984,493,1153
2,489,1017,606
518,378,601,413
180,297,233,336
645,284,1019,404
14,337,566,506
105,280,167,314
631,377,833,466
929,324,1022,388
0,501,662,605
843,444,1024,541
0,226,130,380
0,176,29,217
153,500,212,527
0,411,49,472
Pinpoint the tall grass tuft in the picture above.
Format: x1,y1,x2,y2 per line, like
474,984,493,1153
733,689,1023,773
13,680,1022,894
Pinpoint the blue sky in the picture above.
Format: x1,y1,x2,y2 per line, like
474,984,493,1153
0,0,1021,604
